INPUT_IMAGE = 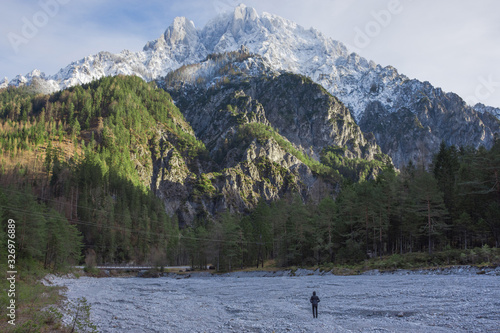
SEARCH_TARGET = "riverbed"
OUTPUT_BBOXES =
[46,269,500,332]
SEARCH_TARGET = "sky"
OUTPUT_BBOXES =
[0,0,499,107]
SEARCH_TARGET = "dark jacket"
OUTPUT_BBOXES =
[310,292,320,305]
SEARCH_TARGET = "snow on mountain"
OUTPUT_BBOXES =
[474,103,500,119]
[4,4,499,161]
[10,69,44,86]
[0,5,382,116]
[5,4,497,118]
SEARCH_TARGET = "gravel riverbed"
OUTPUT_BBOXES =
[45,268,500,332]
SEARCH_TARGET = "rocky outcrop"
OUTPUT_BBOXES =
[474,103,500,120]
[359,90,500,168]
[146,55,389,225]
[150,133,329,226]
[167,59,382,165]
[152,139,193,220]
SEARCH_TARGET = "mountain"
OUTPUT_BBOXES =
[0,70,386,228]
[4,4,500,167]
[156,51,388,224]
[163,50,382,162]
[2,74,499,271]
[359,88,500,167]
[0,77,7,89]
[474,103,500,119]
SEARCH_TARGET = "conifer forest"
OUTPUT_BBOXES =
[0,76,499,272]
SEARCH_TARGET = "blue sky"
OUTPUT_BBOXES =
[1,0,499,107]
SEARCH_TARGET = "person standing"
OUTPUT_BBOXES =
[310,291,320,318]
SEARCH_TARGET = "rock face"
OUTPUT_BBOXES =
[167,57,381,164]
[148,53,386,225]
[359,86,500,168]
[474,103,500,119]
[151,132,329,226]
[4,4,499,167]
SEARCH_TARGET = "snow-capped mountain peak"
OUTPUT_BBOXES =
[4,3,497,121]
[1,4,385,109]
[230,3,259,34]
[0,77,8,89]
[3,4,498,168]
[164,17,197,47]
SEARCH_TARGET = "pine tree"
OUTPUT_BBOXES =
[250,200,272,268]
[433,142,460,224]
[219,212,242,271]
[410,168,448,254]
[71,118,81,138]
[353,181,377,256]
[455,212,472,249]
[316,197,340,263]
[337,185,364,260]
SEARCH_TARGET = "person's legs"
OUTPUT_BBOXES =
[313,305,318,318]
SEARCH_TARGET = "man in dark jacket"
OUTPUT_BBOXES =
[310,291,320,318]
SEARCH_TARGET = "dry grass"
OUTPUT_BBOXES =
[0,278,67,332]
[0,137,83,187]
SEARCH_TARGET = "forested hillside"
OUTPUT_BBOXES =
[0,76,184,266]
[0,74,498,272]
[181,143,500,270]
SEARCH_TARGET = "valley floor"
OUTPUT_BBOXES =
[45,269,500,332]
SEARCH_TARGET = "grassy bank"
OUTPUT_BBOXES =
[160,246,500,276]
[0,262,66,332]
[317,246,500,275]
[0,262,98,333]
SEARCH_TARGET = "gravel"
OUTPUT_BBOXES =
[46,269,500,332]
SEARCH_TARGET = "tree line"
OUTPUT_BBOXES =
[179,141,500,270]
[0,76,498,272]
[0,76,187,268]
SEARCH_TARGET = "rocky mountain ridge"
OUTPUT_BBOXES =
[164,51,383,164]
[154,52,388,224]
[3,4,499,167]
[359,86,500,167]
